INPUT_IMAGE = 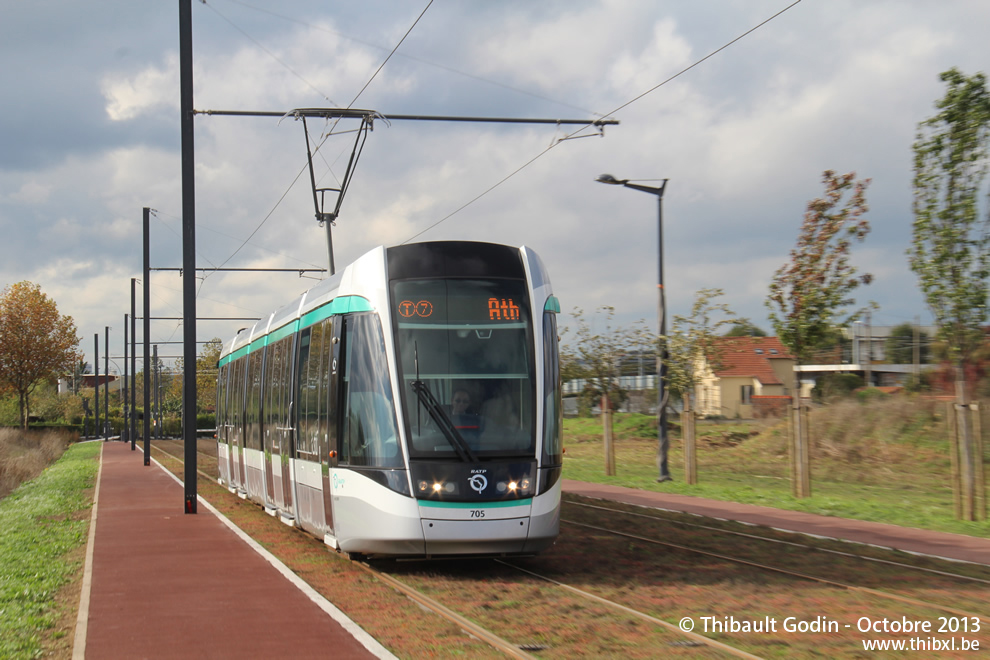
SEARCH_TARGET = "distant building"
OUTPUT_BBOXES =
[62,374,120,391]
[695,336,795,419]
[561,323,935,419]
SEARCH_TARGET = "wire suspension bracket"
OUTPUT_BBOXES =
[194,107,619,276]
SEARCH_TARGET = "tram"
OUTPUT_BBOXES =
[215,241,563,558]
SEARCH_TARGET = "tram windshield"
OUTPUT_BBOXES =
[392,278,535,459]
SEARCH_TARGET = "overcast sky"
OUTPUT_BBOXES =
[3,0,989,371]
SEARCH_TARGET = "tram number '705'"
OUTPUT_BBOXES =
[470,510,486,518]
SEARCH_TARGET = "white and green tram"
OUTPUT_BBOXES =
[216,241,563,558]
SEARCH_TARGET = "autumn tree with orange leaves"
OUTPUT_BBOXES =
[0,282,80,428]
[766,171,873,497]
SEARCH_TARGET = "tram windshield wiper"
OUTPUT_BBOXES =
[410,380,478,463]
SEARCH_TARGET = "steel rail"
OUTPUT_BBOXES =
[494,560,763,659]
[566,499,990,586]
[354,562,538,660]
[561,518,990,626]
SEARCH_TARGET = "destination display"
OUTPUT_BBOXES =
[393,279,528,325]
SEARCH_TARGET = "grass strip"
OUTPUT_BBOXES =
[0,441,100,659]
[562,411,990,538]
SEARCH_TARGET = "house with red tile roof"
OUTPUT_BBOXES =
[695,336,796,419]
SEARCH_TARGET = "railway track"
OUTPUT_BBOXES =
[566,499,990,585]
[151,443,990,658]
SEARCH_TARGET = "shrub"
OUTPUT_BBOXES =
[813,373,865,401]
[855,387,889,404]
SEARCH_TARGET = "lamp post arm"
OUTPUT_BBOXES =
[621,180,668,197]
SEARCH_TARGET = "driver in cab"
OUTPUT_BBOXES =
[450,388,484,444]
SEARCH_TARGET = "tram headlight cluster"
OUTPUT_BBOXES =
[497,478,532,494]
[419,480,457,494]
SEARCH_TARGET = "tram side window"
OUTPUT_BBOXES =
[340,314,402,468]
[246,351,263,452]
[296,319,332,461]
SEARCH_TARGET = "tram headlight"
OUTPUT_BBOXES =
[419,480,457,495]
[497,479,532,495]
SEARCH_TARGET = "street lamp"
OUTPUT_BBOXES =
[596,174,672,482]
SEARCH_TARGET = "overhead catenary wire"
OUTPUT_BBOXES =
[195,1,804,261]
[344,0,433,110]
[214,0,599,116]
[196,1,434,274]
[403,0,806,242]
[149,208,327,272]
[200,0,339,106]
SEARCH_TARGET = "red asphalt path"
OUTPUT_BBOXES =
[75,442,393,659]
[562,479,990,566]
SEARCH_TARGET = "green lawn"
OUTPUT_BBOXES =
[562,401,989,538]
[0,441,99,659]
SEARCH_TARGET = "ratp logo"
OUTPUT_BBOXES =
[468,474,488,494]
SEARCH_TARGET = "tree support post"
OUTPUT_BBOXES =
[791,396,811,499]
[603,394,615,477]
[682,409,697,484]
[971,403,986,521]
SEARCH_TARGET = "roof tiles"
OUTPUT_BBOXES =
[710,336,793,385]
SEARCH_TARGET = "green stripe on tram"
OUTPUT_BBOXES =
[300,295,374,328]
[220,344,250,367]
[221,295,376,365]
[268,319,299,344]
[418,498,532,509]
[544,295,560,313]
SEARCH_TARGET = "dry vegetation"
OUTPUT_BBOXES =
[0,428,72,499]
[563,391,989,536]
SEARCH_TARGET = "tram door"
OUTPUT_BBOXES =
[294,318,336,537]
[227,358,247,492]
[216,362,230,485]
[265,334,296,515]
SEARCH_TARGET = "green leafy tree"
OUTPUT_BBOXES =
[884,323,930,365]
[0,282,81,428]
[910,68,990,378]
[724,322,766,337]
[909,67,990,520]
[196,338,222,413]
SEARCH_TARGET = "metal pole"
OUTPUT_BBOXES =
[104,327,110,441]
[656,191,671,482]
[95,334,100,441]
[131,278,137,451]
[124,314,128,443]
[595,174,671,482]
[143,208,151,466]
[180,0,198,513]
